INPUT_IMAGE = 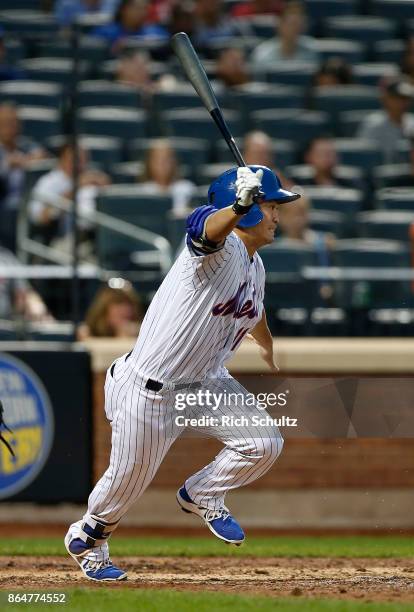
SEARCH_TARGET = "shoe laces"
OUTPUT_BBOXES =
[204,507,230,522]
[83,557,113,571]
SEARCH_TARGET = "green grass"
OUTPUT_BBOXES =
[2,590,414,612]
[0,535,413,558]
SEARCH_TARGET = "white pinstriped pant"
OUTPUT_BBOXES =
[86,356,284,525]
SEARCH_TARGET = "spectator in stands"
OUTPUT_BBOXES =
[312,57,353,88]
[0,241,52,322]
[401,36,414,85]
[193,0,241,47]
[0,28,24,82]
[301,137,353,188]
[92,0,168,46]
[78,280,143,339]
[216,48,250,88]
[0,103,47,251]
[115,48,154,94]
[28,142,110,252]
[251,1,319,69]
[231,0,284,17]
[55,0,120,27]
[357,76,414,164]
[243,130,292,187]
[168,2,195,38]
[138,139,195,215]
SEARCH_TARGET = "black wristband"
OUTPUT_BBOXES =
[232,201,254,216]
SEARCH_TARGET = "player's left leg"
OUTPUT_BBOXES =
[177,377,283,544]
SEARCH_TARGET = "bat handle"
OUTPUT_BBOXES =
[210,108,246,167]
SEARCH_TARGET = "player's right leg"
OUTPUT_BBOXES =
[65,357,181,581]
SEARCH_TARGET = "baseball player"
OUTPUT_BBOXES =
[65,165,300,581]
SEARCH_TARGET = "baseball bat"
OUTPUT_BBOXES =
[171,32,246,168]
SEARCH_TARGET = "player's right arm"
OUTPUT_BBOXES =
[204,167,263,243]
[186,168,263,254]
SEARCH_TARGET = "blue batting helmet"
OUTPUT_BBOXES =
[207,165,300,228]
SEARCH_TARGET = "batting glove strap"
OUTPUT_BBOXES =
[232,200,254,216]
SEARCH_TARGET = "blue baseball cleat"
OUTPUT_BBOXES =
[176,486,245,545]
[64,521,127,582]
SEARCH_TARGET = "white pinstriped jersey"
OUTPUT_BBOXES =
[130,231,265,382]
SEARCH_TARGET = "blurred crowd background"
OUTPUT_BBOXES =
[1,0,414,339]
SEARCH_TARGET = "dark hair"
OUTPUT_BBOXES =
[114,0,146,24]
[314,57,353,86]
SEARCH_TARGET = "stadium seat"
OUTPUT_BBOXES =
[260,240,320,332]
[301,187,363,229]
[372,0,414,18]
[0,0,40,7]
[334,138,383,170]
[78,81,143,109]
[313,39,366,63]
[48,135,124,166]
[259,62,317,87]
[4,38,25,64]
[339,109,374,137]
[229,84,305,122]
[353,63,399,87]
[168,215,187,254]
[332,238,410,308]
[162,108,242,142]
[215,138,298,169]
[305,0,358,18]
[17,106,61,144]
[97,185,172,234]
[0,10,56,35]
[20,57,88,85]
[235,14,278,39]
[324,15,396,42]
[252,109,330,145]
[0,81,62,108]
[154,84,205,112]
[110,161,145,184]
[333,238,409,267]
[96,185,172,270]
[375,187,414,210]
[260,239,318,276]
[373,164,413,189]
[373,39,404,64]
[36,37,108,64]
[197,163,231,185]
[79,107,147,141]
[367,309,414,337]
[312,85,379,118]
[309,209,348,237]
[286,164,363,190]
[203,36,260,58]
[357,210,413,242]
[100,58,166,82]
[128,137,210,181]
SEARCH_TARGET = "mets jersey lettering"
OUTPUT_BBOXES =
[212,283,259,320]
[129,231,265,382]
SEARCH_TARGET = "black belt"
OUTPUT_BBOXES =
[145,378,163,392]
[145,378,202,392]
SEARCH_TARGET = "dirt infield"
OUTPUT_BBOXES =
[1,556,414,602]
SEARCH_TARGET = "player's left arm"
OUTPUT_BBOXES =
[248,310,278,373]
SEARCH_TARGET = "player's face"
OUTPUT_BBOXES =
[255,200,280,245]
